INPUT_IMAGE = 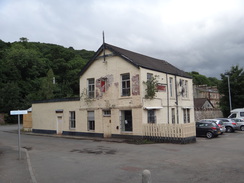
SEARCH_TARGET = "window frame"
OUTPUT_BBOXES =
[69,111,76,129]
[103,110,111,117]
[169,77,174,97]
[147,73,153,81]
[87,111,95,131]
[147,110,156,124]
[87,78,95,99]
[183,108,190,123]
[181,79,188,98]
[121,73,131,97]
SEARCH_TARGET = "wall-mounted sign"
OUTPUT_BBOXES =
[157,83,167,92]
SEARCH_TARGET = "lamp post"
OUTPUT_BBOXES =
[226,74,232,111]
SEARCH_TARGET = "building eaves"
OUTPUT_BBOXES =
[33,97,80,104]
[79,43,191,78]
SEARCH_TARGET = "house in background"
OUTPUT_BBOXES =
[32,43,196,143]
[193,85,223,121]
[193,85,220,108]
[194,98,214,109]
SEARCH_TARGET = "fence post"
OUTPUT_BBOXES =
[142,169,152,183]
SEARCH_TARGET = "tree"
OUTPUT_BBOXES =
[0,39,94,120]
[218,65,244,117]
[143,75,159,99]
[19,37,28,42]
[188,71,220,86]
[39,69,56,99]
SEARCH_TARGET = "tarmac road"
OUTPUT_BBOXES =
[1,124,244,183]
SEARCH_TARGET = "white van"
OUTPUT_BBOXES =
[228,108,244,119]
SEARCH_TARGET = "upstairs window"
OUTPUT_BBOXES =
[184,80,188,98]
[147,73,153,81]
[180,79,188,98]
[169,77,174,97]
[87,78,95,98]
[121,73,130,96]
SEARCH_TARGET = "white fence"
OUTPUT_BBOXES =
[143,123,196,143]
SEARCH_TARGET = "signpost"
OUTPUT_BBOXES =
[10,110,28,160]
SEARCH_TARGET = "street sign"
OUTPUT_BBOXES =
[10,110,28,115]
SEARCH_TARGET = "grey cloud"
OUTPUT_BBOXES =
[1,0,244,78]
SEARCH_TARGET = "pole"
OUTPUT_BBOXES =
[227,75,232,111]
[18,114,21,160]
[103,31,106,62]
[10,110,27,160]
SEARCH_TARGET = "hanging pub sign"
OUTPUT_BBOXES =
[157,83,167,92]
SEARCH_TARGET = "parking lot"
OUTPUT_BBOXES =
[1,125,244,183]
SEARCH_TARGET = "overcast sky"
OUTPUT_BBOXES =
[1,0,244,78]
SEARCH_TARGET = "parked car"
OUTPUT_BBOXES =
[198,119,226,134]
[232,118,244,131]
[215,118,238,133]
[196,121,221,139]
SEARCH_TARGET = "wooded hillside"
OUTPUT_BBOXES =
[0,38,94,114]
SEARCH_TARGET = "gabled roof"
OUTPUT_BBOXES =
[194,98,214,109]
[79,43,191,78]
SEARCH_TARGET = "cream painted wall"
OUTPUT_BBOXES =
[33,48,194,137]
[80,51,142,109]
[32,101,80,132]
[139,68,194,124]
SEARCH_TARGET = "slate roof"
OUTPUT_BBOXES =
[79,43,191,78]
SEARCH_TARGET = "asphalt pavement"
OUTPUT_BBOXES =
[1,124,244,183]
[0,145,32,183]
[0,124,125,183]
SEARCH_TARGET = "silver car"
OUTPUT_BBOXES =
[198,119,226,134]
[232,118,244,131]
[215,118,239,133]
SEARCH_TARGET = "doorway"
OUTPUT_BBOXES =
[121,110,132,132]
[57,116,63,134]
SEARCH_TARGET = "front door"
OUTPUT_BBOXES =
[103,116,112,138]
[57,116,63,135]
[121,110,133,132]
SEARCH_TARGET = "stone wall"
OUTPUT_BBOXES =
[195,108,223,122]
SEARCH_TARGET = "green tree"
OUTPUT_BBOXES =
[143,75,159,99]
[19,37,28,42]
[0,38,94,119]
[218,65,244,117]
[39,69,56,99]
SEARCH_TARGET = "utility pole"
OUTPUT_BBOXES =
[226,75,232,111]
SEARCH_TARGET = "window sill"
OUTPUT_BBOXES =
[119,96,132,99]
[121,131,133,134]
